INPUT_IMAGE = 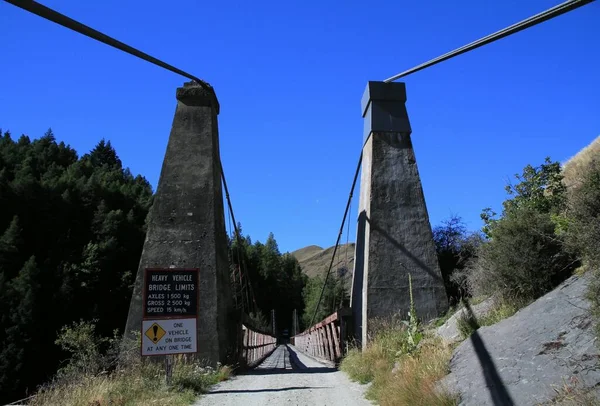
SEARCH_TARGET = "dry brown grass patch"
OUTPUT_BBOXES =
[562,135,600,189]
[370,337,458,406]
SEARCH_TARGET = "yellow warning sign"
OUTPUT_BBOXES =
[144,322,166,344]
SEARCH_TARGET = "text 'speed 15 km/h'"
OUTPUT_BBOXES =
[144,269,198,318]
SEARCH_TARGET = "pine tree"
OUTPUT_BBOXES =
[87,139,122,169]
[0,216,23,279]
[0,128,152,402]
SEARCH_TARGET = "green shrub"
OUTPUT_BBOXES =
[433,216,483,305]
[54,320,119,381]
[468,207,575,301]
[461,158,577,303]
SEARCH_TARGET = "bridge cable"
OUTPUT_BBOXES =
[308,133,372,328]
[222,167,253,313]
[226,202,248,312]
[341,198,352,306]
[219,162,259,315]
[3,0,215,96]
[227,201,245,311]
[223,168,252,313]
[384,0,596,83]
[226,205,239,309]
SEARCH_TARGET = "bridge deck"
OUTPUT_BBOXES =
[194,345,371,405]
[254,344,294,370]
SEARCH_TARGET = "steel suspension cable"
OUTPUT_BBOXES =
[340,197,352,305]
[226,203,239,309]
[384,0,596,83]
[219,162,258,314]
[3,0,215,97]
[226,198,244,309]
[308,137,368,328]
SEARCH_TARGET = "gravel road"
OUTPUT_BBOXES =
[194,345,372,406]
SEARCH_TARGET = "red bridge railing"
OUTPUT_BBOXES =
[238,313,277,367]
[291,308,352,363]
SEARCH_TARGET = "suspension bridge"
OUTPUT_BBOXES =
[3,0,597,404]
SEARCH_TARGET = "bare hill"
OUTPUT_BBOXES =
[562,134,600,188]
[291,245,324,264]
[292,243,355,282]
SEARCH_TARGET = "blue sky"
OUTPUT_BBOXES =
[1,0,598,253]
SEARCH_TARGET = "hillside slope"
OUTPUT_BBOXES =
[292,243,355,282]
[441,272,600,405]
[562,134,600,188]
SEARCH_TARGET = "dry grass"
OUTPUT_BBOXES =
[539,376,600,405]
[370,337,458,406]
[291,245,325,263]
[457,299,526,339]
[479,300,526,326]
[29,357,230,406]
[562,135,600,189]
[341,322,458,406]
[340,319,409,384]
[27,322,230,406]
[433,305,460,328]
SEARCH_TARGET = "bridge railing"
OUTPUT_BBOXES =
[238,312,277,367]
[291,307,352,364]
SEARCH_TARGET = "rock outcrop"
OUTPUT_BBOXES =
[436,297,497,344]
[441,273,599,405]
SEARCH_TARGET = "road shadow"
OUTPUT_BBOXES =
[287,344,337,373]
[206,386,331,395]
[463,299,515,406]
[243,345,337,375]
[246,367,337,375]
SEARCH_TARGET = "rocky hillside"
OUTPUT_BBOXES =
[439,272,600,405]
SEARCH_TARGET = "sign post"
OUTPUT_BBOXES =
[141,268,199,382]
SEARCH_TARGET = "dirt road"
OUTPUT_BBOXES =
[194,345,372,406]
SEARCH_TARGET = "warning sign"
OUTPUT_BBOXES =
[141,318,197,356]
[141,268,199,357]
[145,322,166,344]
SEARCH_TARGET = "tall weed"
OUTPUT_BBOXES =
[341,275,458,405]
